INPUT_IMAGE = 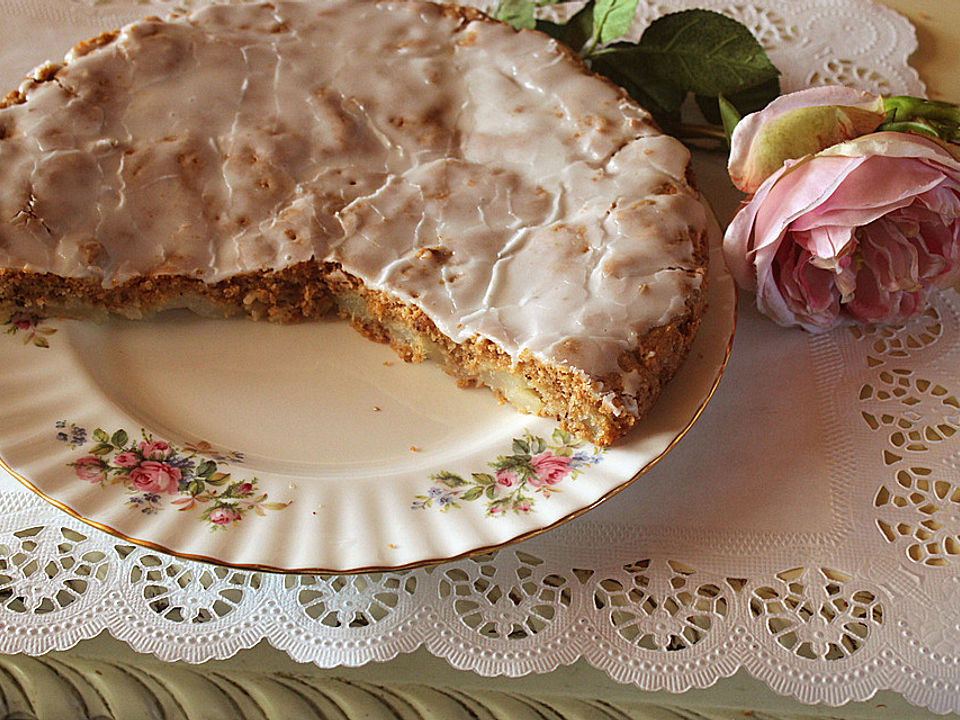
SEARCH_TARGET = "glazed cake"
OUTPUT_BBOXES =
[0,0,709,446]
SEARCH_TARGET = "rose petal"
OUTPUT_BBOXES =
[748,240,835,331]
[790,155,949,231]
[859,221,922,291]
[722,199,765,289]
[846,262,924,324]
[793,225,855,264]
[915,183,960,218]
[728,86,884,193]
[746,156,868,290]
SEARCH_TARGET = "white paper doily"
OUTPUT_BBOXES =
[2,0,954,715]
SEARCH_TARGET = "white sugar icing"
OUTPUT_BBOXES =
[0,0,707,411]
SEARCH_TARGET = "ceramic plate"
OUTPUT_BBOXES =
[0,233,735,572]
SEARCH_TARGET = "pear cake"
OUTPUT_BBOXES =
[0,0,709,447]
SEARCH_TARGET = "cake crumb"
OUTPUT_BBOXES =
[288,481,298,489]
[388,543,399,549]
[373,406,381,412]
[410,445,420,452]
[383,361,392,366]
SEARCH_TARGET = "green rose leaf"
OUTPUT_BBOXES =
[492,0,536,30]
[589,11,778,131]
[633,10,780,98]
[462,486,484,502]
[472,472,496,485]
[536,1,594,53]
[718,94,741,143]
[206,471,231,486]
[90,443,113,457]
[592,0,639,45]
[498,455,532,472]
[111,429,128,448]
[696,75,780,126]
[261,501,289,511]
[196,459,217,478]
[93,428,110,444]
[433,470,467,488]
[590,50,684,123]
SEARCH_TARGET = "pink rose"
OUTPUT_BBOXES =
[723,89,960,331]
[137,440,172,460]
[209,506,242,525]
[235,482,254,495]
[495,469,519,489]
[515,500,533,513]
[10,312,35,330]
[113,451,140,468]
[128,460,181,494]
[528,451,573,487]
[74,456,106,483]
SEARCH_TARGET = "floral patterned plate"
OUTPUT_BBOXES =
[0,238,735,572]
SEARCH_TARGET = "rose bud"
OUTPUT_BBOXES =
[209,506,242,525]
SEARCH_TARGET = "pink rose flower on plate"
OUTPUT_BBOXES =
[128,460,182,494]
[723,87,960,331]
[74,456,105,483]
[495,469,519,489]
[209,506,242,526]
[113,451,140,468]
[9,312,35,331]
[528,451,573,488]
[138,440,172,460]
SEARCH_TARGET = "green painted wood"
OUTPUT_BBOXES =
[0,638,952,720]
